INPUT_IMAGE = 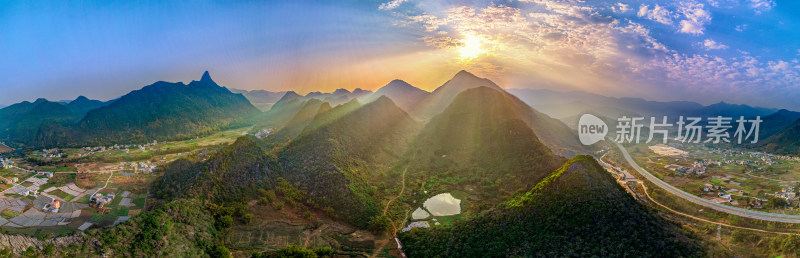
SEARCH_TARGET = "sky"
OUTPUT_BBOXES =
[1,0,799,110]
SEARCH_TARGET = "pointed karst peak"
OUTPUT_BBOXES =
[387,79,411,86]
[200,71,214,83]
[372,95,401,107]
[74,96,89,102]
[279,91,301,101]
[454,70,478,79]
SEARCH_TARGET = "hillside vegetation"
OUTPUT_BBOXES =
[399,156,702,257]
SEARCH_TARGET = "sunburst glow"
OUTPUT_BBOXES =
[458,34,486,60]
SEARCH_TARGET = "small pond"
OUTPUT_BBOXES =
[423,193,461,216]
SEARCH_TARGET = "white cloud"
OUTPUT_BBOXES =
[769,60,790,72]
[677,2,711,35]
[421,36,463,48]
[734,24,747,32]
[386,0,800,109]
[701,39,729,50]
[637,4,674,25]
[612,3,630,13]
[749,0,775,14]
[378,0,408,11]
[401,14,447,32]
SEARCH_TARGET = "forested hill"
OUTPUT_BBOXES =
[155,97,419,228]
[0,97,106,146]
[31,72,260,147]
[411,86,565,197]
[399,155,702,257]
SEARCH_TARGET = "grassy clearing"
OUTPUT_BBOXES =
[0,209,20,219]
[49,189,76,201]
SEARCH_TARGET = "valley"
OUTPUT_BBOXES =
[1,70,800,257]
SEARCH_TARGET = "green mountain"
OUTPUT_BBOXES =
[34,71,260,147]
[411,86,565,196]
[251,91,308,130]
[157,96,418,228]
[399,156,701,257]
[361,79,428,112]
[299,99,362,136]
[758,118,800,155]
[89,199,225,257]
[278,96,419,227]
[412,70,503,119]
[0,96,106,146]
[154,135,276,203]
[267,99,329,143]
[411,71,584,155]
[759,109,800,140]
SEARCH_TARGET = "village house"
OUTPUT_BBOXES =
[0,158,14,169]
[90,192,115,208]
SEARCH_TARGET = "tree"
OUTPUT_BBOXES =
[42,244,55,255]
[368,215,392,233]
[303,211,312,219]
[242,213,253,224]
[209,244,231,258]
[265,190,276,203]
[218,215,234,228]
[313,246,334,257]
[767,197,787,209]
[276,245,317,258]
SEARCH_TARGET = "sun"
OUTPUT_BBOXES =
[458,34,486,60]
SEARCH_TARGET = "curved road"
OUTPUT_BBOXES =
[613,141,800,223]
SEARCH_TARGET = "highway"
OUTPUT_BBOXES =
[612,140,800,224]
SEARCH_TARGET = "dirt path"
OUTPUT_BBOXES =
[383,166,408,215]
[371,161,412,258]
[89,171,114,197]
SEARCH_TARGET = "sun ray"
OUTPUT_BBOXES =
[458,33,487,60]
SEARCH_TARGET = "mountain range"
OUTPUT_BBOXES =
[0,71,259,148]
[757,117,800,155]
[250,71,585,156]
[0,96,107,146]
[1,70,718,256]
[508,88,778,120]
[507,88,800,153]
[359,79,428,111]
[229,89,287,111]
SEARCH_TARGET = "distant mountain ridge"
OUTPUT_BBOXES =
[229,88,287,111]
[759,109,800,140]
[758,117,800,155]
[4,71,260,147]
[67,71,259,146]
[252,71,585,156]
[412,70,503,119]
[0,96,108,146]
[508,88,779,120]
[360,79,429,111]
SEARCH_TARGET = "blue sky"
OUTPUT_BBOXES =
[1,0,799,110]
